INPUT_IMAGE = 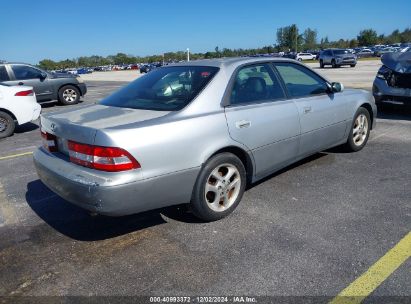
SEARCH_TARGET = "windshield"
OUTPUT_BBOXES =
[334,49,349,55]
[100,66,219,111]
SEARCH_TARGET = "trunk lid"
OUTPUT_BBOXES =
[40,104,170,156]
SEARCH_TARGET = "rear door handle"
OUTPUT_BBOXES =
[18,82,24,85]
[303,106,312,114]
[235,120,251,129]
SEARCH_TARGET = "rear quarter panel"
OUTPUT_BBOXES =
[93,111,249,180]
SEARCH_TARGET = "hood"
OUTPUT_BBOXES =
[50,72,77,79]
[381,52,411,74]
[43,104,170,129]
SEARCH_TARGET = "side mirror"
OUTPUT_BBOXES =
[331,82,344,93]
[39,72,47,80]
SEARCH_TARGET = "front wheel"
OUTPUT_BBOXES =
[190,153,246,221]
[0,111,16,139]
[331,60,337,68]
[58,85,80,105]
[343,107,371,152]
[350,64,356,67]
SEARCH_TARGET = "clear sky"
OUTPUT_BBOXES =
[1,0,410,64]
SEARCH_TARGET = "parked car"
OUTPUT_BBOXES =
[355,49,374,58]
[375,47,398,57]
[295,53,316,61]
[0,83,41,138]
[76,68,92,74]
[373,52,411,106]
[319,49,357,68]
[0,63,87,105]
[34,58,376,221]
[139,64,155,73]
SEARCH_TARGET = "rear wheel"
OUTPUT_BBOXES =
[0,111,15,139]
[190,153,246,221]
[58,85,80,105]
[343,107,371,152]
[320,60,324,68]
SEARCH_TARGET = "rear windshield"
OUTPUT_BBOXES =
[100,66,219,111]
[334,49,349,55]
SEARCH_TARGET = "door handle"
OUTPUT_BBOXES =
[303,106,312,114]
[18,82,24,85]
[235,120,251,129]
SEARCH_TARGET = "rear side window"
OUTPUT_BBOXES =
[230,64,286,104]
[275,63,328,98]
[11,65,43,80]
[100,66,219,111]
[0,66,9,81]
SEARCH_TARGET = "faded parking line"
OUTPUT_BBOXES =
[0,151,33,161]
[330,232,411,304]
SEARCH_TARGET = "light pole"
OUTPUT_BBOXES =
[187,48,190,62]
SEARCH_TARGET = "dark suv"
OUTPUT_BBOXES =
[373,52,411,106]
[318,49,357,68]
[0,63,87,105]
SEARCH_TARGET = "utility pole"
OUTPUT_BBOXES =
[187,48,190,61]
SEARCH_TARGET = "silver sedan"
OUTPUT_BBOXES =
[34,57,377,221]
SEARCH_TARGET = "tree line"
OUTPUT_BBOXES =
[38,26,411,70]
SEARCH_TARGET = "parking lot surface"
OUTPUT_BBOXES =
[0,78,410,301]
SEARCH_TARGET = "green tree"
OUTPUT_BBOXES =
[38,59,57,70]
[303,28,317,50]
[357,29,378,46]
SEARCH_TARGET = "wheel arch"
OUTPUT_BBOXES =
[360,103,374,130]
[57,83,83,96]
[207,145,254,185]
[0,108,17,122]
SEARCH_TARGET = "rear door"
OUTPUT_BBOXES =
[274,62,348,156]
[224,63,301,179]
[6,64,53,101]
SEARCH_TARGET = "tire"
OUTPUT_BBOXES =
[190,153,246,221]
[0,111,16,139]
[320,60,324,68]
[331,59,337,68]
[350,64,356,68]
[297,58,302,61]
[58,85,80,105]
[343,107,371,152]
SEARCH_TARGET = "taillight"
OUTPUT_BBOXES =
[41,130,58,152]
[68,140,140,172]
[15,90,34,96]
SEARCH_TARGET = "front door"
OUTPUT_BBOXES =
[274,62,348,157]
[224,63,301,179]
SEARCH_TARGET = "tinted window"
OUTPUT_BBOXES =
[11,65,43,80]
[100,66,219,111]
[334,49,349,55]
[323,50,331,56]
[275,63,328,98]
[0,66,9,81]
[230,64,285,104]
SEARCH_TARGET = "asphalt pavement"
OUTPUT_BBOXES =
[0,81,410,302]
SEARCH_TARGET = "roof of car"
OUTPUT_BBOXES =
[169,57,294,69]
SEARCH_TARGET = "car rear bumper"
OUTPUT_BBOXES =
[33,148,200,216]
[373,78,411,105]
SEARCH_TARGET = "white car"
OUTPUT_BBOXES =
[0,84,41,138]
[295,52,316,61]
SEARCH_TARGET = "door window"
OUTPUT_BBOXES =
[11,65,43,80]
[0,66,9,81]
[230,64,285,104]
[274,63,329,98]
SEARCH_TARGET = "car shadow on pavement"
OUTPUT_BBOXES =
[25,180,200,241]
[377,105,411,121]
[14,122,38,134]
